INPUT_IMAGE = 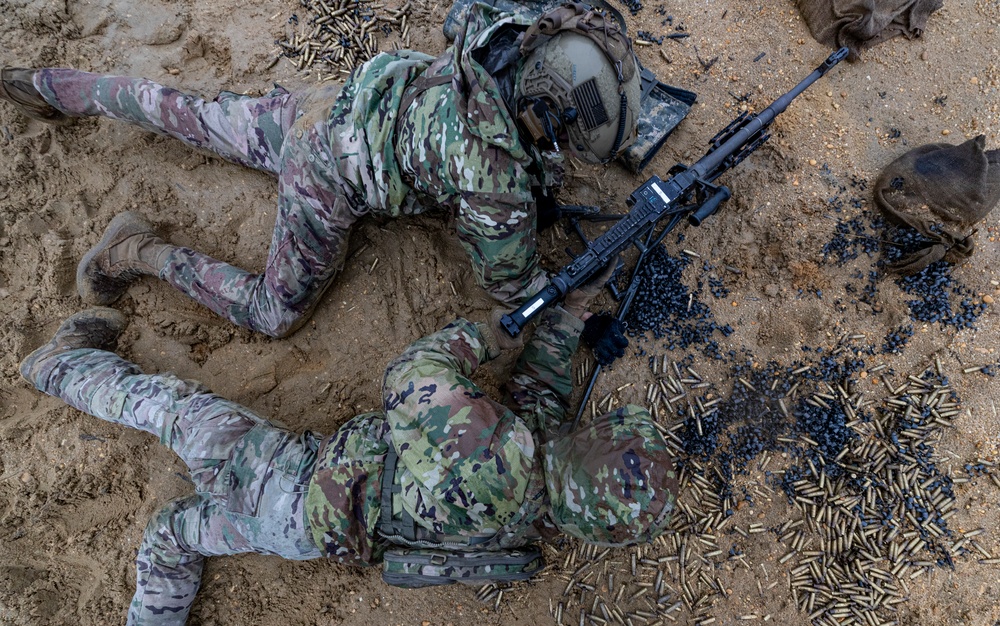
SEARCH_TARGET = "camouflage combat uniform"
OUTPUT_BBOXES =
[22,345,325,624]
[305,307,587,562]
[24,307,647,624]
[33,4,556,336]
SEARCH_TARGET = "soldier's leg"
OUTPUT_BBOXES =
[128,496,221,626]
[0,67,70,124]
[22,321,272,488]
[22,316,325,515]
[22,313,323,624]
[157,110,361,337]
[23,342,293,493]
[24,342,209,439]
[129,425,320,625]
[131,432,321,626]
[31,69,303,173]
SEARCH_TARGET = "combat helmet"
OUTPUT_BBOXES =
[516,2,642,164]
[544,405,678,546]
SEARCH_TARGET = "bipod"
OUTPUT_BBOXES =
[563,184,729,429]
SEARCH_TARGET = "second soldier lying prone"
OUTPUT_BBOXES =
[20,274,678,624]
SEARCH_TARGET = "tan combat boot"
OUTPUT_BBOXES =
[0,68,71,125]
[77,212,176,305]
[20,307,127,385]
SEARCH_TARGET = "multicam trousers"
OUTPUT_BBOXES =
[23,347,324,625]
[35,70,361,337]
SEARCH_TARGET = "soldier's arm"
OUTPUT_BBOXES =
[504,306,585,438]
[452,190,550,305]
[381,319,536,529]
[397,99,548,306]
[384,318,494,387]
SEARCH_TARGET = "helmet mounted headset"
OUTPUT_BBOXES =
[515,2,641,164]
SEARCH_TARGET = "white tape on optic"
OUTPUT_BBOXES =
[651,182,672,205]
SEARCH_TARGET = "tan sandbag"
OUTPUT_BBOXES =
[795,0,942,59]
[875,135,1000,274]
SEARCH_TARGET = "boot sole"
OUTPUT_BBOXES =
[77,212,157,305]
[0,68,73,126]
[20,307,127,383]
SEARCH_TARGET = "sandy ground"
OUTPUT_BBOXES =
[1,0,999,624]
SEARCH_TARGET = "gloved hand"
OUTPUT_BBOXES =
[563,255,620,319]
[581,314,629,366]
[480,308,525,356]
[534,186,561,232]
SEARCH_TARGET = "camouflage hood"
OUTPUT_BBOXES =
[543,405,678,546]
[449,2,537,163]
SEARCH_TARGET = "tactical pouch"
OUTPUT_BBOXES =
[443,0,694,173]
[621,69,696,173]
[377,442,547,589]
[381,546,544,588]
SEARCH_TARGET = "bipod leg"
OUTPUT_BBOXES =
[571,274,646,428]
[571,216,683,430]
[571,363,602,430]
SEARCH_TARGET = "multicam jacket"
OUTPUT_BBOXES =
[304,307,584,564]
[334,2,560,304]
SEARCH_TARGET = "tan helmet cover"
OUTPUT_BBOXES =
[518,3,641,163]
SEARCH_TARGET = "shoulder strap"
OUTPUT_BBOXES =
[379,444,419,541]
[395,73,455,141]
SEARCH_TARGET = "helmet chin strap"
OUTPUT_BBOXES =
[609,92,628,160]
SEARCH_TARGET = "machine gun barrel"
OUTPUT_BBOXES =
[691,47,848,180]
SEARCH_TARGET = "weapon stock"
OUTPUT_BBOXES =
[500,47,849,339]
